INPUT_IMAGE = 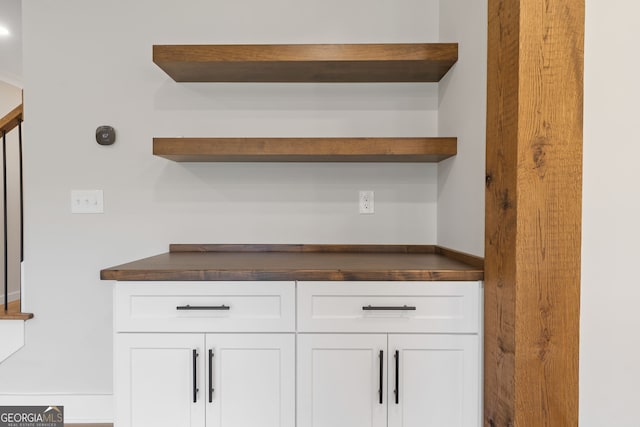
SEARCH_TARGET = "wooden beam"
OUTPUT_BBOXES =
[485,0,584,425]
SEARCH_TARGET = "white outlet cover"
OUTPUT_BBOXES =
[71,190,104,214]
[359,190,374,214]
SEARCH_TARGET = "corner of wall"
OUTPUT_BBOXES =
[436,0,487,257]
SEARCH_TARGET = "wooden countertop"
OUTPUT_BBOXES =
[101,244,483,282]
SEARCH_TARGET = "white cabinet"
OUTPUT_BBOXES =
[206,334,295,427]
[114,281,296,333]
[387,334,479,427]
[114,282,296,427]
[115,333,204,427]
[296,282,481,427]
[296,281,480,333]
[296,334,478,427]
[297,334,388,427]
[114,280,481,427]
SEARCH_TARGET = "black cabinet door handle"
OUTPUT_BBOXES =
[362,305,417,311]
[394,350,400,404]
[378,350,384,404]
[208,349,214,403]
[192,349,199,403]
[177,305,230,311]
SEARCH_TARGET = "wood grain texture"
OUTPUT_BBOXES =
[0,299,33,320]
[64,424,112,427]
[485,0,583,426]
[0,308,33,321]
[153,44,457,82]
[169,244,442,253]
[0,313,33,320]
[0,104,23,134]
[153,137,457,162]
[101,245,483,282]
[434,246,485,270]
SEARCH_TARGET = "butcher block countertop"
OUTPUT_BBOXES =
[100,244,483,282]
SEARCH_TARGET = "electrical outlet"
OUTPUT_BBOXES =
[359,191,374,214]
[71,190,104,214]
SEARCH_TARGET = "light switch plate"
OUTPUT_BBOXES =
[71,190,104,214]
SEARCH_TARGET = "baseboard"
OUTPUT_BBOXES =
[0,290,20,305]
[0,394,112,423]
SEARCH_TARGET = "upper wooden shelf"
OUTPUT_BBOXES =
[153,43,458,83]
[153,137,457,162]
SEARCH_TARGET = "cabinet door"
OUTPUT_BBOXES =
[387,334,480,427]
[206,334,295,427]
[297,334,387,427]
[115,334,206,427]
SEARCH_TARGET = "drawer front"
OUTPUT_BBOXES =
[115,282,295,332]
[297,281,481,333]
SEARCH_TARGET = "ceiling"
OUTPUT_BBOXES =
[0,0,22,87]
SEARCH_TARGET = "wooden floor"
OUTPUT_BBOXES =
[6,299,20,312]
[0,299,33,320]
[65,424,113,427]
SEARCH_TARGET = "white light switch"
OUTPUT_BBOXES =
[71,190,104,214]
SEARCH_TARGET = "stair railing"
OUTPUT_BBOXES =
[0,104,24,312]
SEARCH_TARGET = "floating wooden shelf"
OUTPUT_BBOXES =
[153,137,457,162]
[101,244,484,282]
[153,43,458,83]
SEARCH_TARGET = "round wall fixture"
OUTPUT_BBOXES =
[96,126,116,145]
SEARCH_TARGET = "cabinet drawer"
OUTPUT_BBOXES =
[297,281,481,333]
[115,282,295,332]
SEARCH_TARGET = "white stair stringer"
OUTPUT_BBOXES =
[0,320,25,363]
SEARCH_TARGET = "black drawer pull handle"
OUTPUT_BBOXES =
[192,349,199,403]
[362,305,416,311]
[177,305,230,311]
[378,350,384,404]
[394,350,400,404]
[209,349,214,403]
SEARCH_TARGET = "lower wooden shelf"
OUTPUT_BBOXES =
[153,137,457,162]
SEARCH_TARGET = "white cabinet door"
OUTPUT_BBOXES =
[206,334,295,427]
[387,334,480,427]
[297,334,387,427]
[115,334,206,427]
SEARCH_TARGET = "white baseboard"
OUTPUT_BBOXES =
[0,290,20,305]
[0,394,112,423]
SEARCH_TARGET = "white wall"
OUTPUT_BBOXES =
[0,0,22,87]
[0,0,446,404]
[0,80,21,114]
[580,1,640,426]
[438,0,487,256]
